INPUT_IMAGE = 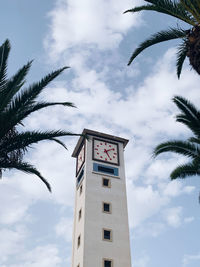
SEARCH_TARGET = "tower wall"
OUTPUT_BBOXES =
[71,130,131,267]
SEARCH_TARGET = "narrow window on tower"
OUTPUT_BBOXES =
[103,229,112,241]
[102,177,111,188]
[77,235,81,248]
[103,259,113,267]
[79,185,83,195]
[78,208,82,220]
[102,202,111,213]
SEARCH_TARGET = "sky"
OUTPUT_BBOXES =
[0,0,200,266]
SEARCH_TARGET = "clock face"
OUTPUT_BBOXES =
[93,138,119,165]
[77,144,85,175]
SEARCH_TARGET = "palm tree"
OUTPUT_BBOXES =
[0,39,80,192]
[153,96,200,198]
[124,0,200,78]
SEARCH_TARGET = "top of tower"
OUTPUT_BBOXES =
[72,128,129,157]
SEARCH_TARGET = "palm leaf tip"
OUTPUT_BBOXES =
[25,165,52,192]
[170,162,200,180]
[123,8,133,14]
[0,160,52,192]
[176,41,188,78]
[0,39,11,87]
[63,102,76,108]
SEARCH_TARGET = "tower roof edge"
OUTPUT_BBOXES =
[72,128,129,158]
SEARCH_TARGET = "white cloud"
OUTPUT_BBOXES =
[133,254,150,267]
[184,217,194,224]
[55,216,73,242]
[8,245,62,267]
[127,182,168,228]
[144,158,185,185]
[182,252,200,267]
[44,0,142,58]
[24,245,62,267]
[0,180,32,225]
[163,207,182,228]
[134,222,166,238]
[0,226,27,264]
[163,180,195,198]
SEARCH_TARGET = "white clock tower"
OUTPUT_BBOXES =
[71,129,132,267]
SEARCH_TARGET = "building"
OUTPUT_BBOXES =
[71,129,132,267]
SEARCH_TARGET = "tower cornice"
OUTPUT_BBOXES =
[72,128,129,158]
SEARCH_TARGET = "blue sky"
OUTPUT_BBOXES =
[0,1,200,267]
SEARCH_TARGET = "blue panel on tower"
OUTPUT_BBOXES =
[93,163,119,176]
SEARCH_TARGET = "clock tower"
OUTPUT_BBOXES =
[71,129,132,267]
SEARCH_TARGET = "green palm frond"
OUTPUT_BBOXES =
[50,138,68,150]
[124,4,162,14]
[124,4,178,16]
[176,41,188,78]
[125,0,200,77]
[153,140,200,159]
[176,114,200,137]
[0,130,80,153]
[0,101,76,138]
[180,0,200,22]
[173,96,200,137]
[125,0,196,25]
[0,39,10,89]
[170,161,200,179]
[191,0,200,11]
[128,28,187,65]
[0,39,80,192]
[0,160,51,192]
[15,67,69,108]
[154,95,200,202]
[188,137,200,145]
[0,61,32,112]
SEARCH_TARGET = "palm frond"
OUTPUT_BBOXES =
[188,137,200,145]
[153,140,200,159]
[0,40,80,193]
[125,0,195,25]
[12,100,76,116]
[144,0,195,24]
[173,96,200,137]
[0,61,32,112]
[18,67,69,106]
[0,39,10,89]
[124,4,175,14]
[180,0,200,23]
[0,160,51,192]
[0,101,75,138]
[192,0,200,12]
[0,130,80,153]
[128,28,187,65]
[49,138,68,150]
[170,161,200,180]
[176,41,188,78]
[0,66,69,117]
[176,114,200,137]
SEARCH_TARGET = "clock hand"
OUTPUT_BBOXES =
[106,148,115,152]
[104,149,111,160]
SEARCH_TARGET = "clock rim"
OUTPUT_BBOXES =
[92,137,120,166]
[76,141,85,176]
